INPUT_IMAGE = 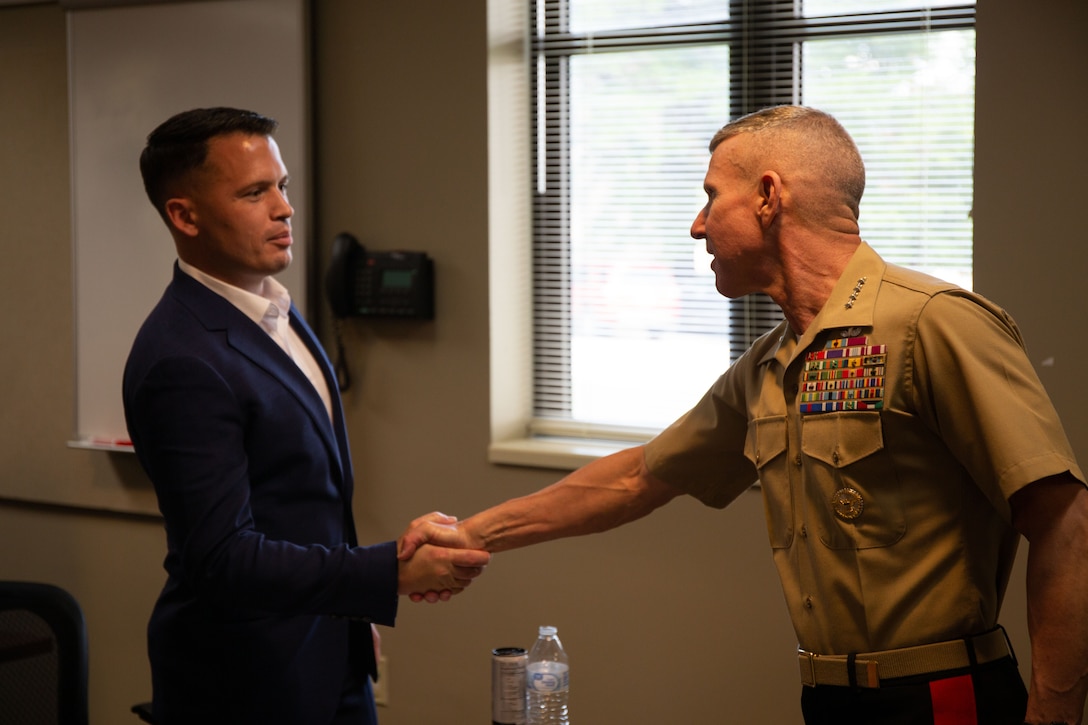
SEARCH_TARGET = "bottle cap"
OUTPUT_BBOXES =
[539,625,557,637]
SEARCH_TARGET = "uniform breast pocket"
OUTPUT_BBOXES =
[801,412,905,550]
[744,416,793,549]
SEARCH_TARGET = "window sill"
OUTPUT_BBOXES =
[487,436,634,471]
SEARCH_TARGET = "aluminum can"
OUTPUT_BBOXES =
[492,646,528,724]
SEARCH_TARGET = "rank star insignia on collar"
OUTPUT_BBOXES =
[844,277,868,309]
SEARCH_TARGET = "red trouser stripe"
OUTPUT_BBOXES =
[930,673,978,725]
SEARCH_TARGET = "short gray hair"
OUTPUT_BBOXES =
[709,106,866,218]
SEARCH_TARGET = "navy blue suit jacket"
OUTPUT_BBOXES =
[123,265,397,724]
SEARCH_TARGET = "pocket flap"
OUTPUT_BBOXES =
[744,416,788,467]
[801,412,883,467]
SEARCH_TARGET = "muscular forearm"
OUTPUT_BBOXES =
[462,446,680,553]
[1023,539,1088,723]
[464,447,650,551]
[1015,477,1088,724]
[398,446,681,564]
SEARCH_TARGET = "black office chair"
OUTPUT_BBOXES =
[0,581,89,725]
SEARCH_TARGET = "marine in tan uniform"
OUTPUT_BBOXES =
[648,239,1081,657]
[399,106,1088,725]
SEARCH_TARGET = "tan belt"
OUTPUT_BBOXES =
[798,628,1013,688]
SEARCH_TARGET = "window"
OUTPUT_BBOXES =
[489,0,975,466]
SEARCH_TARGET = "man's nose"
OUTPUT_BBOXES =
[275,190,294,219]
[690,208,706,240]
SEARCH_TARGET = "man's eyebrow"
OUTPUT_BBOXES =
[244,176,286,190]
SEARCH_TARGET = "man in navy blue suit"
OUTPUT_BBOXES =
[123,107,489,725]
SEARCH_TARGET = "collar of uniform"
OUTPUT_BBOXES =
[177,258,292,328]
[755,241,886,369]
[798,241,885,347]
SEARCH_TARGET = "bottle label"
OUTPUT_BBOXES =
[527,663,569,693]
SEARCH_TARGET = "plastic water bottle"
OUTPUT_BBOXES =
[525,625,569,724]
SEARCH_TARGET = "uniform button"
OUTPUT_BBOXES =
[832,451,840,464]
[804,596,814,609]
[800,525,808,539]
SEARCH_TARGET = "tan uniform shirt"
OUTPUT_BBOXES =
[645,242,1084,655]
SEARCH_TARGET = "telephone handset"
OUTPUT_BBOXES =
[325,232,435,320]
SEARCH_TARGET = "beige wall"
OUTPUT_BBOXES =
[0,1,1084,723]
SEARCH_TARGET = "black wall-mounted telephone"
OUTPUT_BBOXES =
[325,232,435,320]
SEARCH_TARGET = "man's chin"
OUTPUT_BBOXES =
[715,280,742,299]
[269,251,293,274]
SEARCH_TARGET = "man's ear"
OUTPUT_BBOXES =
[164,198,199,237]
[757,170,783,227]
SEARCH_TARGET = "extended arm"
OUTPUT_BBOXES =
[399,445,681,557]
[1012,473,1088,725]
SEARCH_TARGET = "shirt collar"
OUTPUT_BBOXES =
[757,241,886,367]
[808,240,884,334]
[177,259,292,328]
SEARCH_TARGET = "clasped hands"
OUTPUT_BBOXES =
[397,512,485,603]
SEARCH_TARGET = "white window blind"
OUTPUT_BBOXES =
[530,0,975,441]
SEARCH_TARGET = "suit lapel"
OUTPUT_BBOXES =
[289,309,355,487]
[291,310,359,546]
[169,268,348,490]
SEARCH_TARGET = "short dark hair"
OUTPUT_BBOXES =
[139,107,278,220]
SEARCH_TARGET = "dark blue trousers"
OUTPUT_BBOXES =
[332,674,379,725]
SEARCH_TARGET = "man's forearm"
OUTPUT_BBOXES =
[398,446,680,559]
[1017,478,1088,724]
[463,445,678,553]
[1023,543,1088,723]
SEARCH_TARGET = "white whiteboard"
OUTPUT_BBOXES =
[68,0,310,446]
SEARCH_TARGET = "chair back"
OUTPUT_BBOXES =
[0,581,89,725]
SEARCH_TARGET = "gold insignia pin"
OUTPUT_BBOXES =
[831,487,864,520]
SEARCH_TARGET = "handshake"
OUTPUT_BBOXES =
[396,511,487,603]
